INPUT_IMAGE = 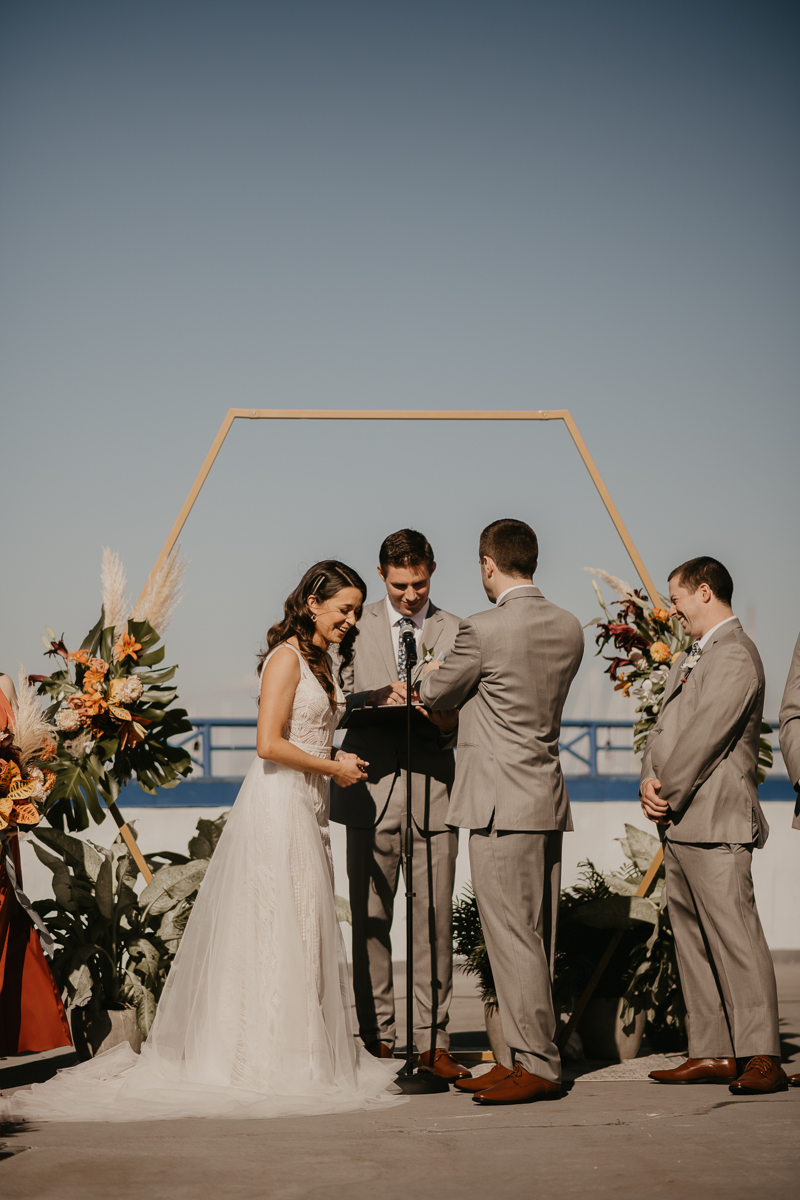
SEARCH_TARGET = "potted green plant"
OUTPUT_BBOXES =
[31,812,227,1058]
[554,824,686,1058]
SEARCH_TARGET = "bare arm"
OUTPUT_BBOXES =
[257,647,367,787]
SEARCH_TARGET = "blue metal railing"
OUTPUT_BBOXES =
[174,717,786,781]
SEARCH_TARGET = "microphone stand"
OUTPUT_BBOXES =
[396,629,449,1095]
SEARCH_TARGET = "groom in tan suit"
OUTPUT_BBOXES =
[331,529,466,1081]
[420,518,584,1104]
[641,557,787,1094]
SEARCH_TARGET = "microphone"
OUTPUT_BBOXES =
[400,633,419,672]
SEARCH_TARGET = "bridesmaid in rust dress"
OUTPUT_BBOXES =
[0,673,72,1056]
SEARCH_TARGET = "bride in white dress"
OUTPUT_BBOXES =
[2,561,405,1121]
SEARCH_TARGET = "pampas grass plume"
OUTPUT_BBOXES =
[584,567,638,602]
[101,548,129,636]
[132,545,186,634]
[13,665,55,768]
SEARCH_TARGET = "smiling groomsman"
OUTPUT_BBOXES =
[640,557,787,1094]
[330,529,466,1082]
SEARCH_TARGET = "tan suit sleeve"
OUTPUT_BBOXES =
[639,659,683,789]
[419,618,482,711]
[657,644,759,814]
[779,633,800,791]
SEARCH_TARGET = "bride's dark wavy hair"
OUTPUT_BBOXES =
[259,560,367,708]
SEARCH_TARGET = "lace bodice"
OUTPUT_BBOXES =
[260,643,345,759]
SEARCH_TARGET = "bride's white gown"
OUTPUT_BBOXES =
[2,644,405,1121]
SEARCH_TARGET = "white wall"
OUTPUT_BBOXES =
[18,800,799,955]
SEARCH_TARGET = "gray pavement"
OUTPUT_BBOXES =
[2,960,799,1200]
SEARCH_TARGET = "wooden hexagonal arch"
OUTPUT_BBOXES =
[116,409,661,909]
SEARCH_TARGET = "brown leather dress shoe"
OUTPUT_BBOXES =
[473,1063,560,1105]
[649,1057,737,1084]
[365,1041,394,1059]
[417,1048,471,1081]
[788,1073,800,1087]
[729,1057,789,1095]
[454,1063,513,1093]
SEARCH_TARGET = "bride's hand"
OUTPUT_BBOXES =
[332,752,369,787]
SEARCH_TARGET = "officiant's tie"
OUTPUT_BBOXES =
[396,617,417,683]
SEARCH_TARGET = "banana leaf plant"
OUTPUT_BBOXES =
[34,617,193,832]
[31,812,228,1035]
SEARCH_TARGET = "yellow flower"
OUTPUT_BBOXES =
[650,641,671,663]
[652,607,669,623]
[114,630,143,664]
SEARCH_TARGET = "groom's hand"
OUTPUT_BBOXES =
[366,681,407,707]
[641,777,670,825]
[419,707,458,734]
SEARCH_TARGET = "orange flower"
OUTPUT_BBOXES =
[81,687,108,717]
[83,668,106,690]
[650,641,671,663]
[68,649,90,665]
[671,651,682,663]
[39,739,57,761]
[114,630,143,664]
[118,718,150,750]
[652,607,669,623]
[614,676,633,697]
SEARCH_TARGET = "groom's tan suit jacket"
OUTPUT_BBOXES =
[419,586,584,831]
[330,599,460,831]
[640,618,769,846]
[778,631,800,829]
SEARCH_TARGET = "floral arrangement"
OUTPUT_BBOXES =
[586,567,773,780]
[0,668,58,833]
[32,548,193,831]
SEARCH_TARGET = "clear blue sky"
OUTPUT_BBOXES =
[2,0,798,720]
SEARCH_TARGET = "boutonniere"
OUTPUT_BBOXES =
[680,647,702,684]
[421,644,435,665]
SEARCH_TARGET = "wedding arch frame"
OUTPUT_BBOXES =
[115,408,665,1047]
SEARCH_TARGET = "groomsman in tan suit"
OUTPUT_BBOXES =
[779,633,800,831]
[331,529,467,1081]
[778,632,800,1086]
[420,518,584,1104]
[641,557,787,1094]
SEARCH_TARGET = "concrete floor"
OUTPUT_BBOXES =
[2,962,799,1200]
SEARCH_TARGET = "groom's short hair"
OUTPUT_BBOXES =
[668,556,734,606]
[379,529,435,572]
[480,519,538,577]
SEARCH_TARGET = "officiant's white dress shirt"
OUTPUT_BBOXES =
[385,595,429,671]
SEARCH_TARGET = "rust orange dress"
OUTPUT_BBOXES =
[0,689,72,1054]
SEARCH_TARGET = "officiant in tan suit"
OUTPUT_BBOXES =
[420,518,584,1105]
[331,529,467,1081]
[641,557,787,1095]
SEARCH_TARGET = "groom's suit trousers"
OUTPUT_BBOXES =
[346,784,458,1053]
[469,826,562,1084]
